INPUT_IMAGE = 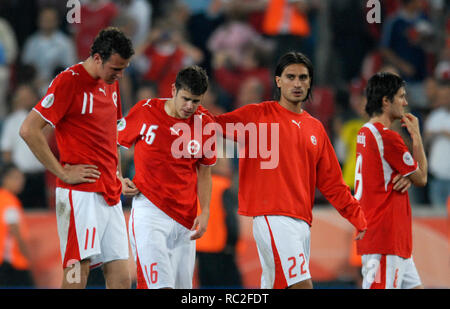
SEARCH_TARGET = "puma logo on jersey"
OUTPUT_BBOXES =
[291,120,301,128]
[142,99,152,108]
[99,87,106,96]
[67,69,79,76]
[170,127,181,136]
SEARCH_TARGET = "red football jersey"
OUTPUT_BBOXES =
[33,63,123,206]
[355,122,418,258]
[199,101,367,231]
[118,99,217,229]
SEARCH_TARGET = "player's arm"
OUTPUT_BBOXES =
[401,113,428,187]
[392,174,412,193]
[117,145,139,196]
[20,110,100,184]
[190,164,212,240]
[316,131,367,235]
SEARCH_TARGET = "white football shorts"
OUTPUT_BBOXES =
[55,188,129,269]
[361,254,422,289]
[253,215,311,289]
[128,193,196,289]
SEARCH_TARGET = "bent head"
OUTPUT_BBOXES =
[90,27,134,84]
[170,65,209,119]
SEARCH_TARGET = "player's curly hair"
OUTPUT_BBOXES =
[365,72,405,117]
[175,65,209,96]
[274,51,314,102]
[90,27,134,62]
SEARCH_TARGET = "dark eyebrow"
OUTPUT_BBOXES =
[182,96,201,103]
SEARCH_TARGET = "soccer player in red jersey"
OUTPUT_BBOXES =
[355,72,427,289]
[20,27,134,288]
[118,65,216,289]
[200,52,367,289]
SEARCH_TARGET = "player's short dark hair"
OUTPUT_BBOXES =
[90,27,134,62]
[175,65,209,96]
[365,72,406,117]
[274,51,314,102]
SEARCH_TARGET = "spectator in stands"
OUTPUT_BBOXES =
[0,163,34,288]
[116,0,152,48]
[235,77,265,109]
[71,0,118,61]
[380,0,435,110]
[207,5,270,72]
[260,0,318,64]
[21,6,76,95]
[213,42,273,109]
[423,62,450,210]
[196,147,243,289]
[329,0,376,83]
[135,80,158,103]
[333,78,368,191]
[0,18,18,119]
[182,0,226,74]
[133,18,203,97]
[0,85,48,209]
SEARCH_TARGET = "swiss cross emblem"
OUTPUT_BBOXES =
[187,140,201,155]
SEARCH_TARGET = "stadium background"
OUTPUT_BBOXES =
[0,0,448,288]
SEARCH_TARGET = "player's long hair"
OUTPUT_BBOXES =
[365,72,405,117]
[90,27,135,62]
[274,51,314,102]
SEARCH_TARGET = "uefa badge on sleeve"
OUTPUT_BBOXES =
[117,118,126,131]
[41,94,55,108]
[402,152,415,166]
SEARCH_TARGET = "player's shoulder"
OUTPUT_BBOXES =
[49,64,83,86]
[133,98,163,110]
[238,100,274,117]
[194,107,215,124]
[363,122,404,144]
[300,110,328,132]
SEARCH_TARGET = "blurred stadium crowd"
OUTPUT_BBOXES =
[0,0,448,212]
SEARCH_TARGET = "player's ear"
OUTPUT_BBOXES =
[275,76,281,88]
[171,83,177,97]
[381,95,391,112]
[92,53,103,65]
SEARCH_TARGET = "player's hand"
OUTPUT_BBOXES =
[190,211,209,240]
[120,177,140,196]
[61,164,101,184]
[355,229,366,240]
[392,174,412,193]
[401,113,420,138]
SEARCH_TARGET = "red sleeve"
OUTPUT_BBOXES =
[117,100,146,149]
[198,104,260,142]
[316,126,367,232]
[199,114,217,166]
[383,131,418,176]
[33,71,76,127]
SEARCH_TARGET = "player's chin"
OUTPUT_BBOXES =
[105,77,117,84]
[181,111,194,119]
